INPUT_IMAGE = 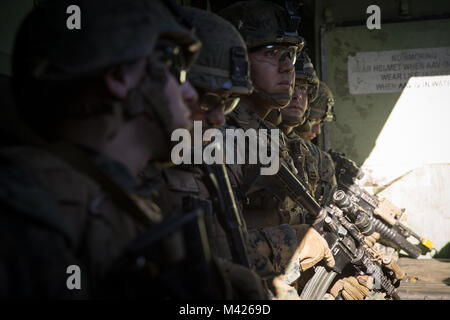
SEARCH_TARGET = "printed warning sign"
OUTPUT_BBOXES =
[347,47,450,94]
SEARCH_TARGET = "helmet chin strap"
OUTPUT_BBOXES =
[252,83,292,109]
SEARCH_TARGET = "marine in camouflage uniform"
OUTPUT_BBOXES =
[218,1,335,299]
[138,7,266,299]
[0,0,232,299]
[295,81,338,206]
[273,51,320,197]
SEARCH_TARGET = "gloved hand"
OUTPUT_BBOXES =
[291,224,335,272]
[366,246,406,282]
[381,256,406,281]
[363,232,380,248]
[329,275,373,300]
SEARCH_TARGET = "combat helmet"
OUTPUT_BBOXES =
[309,81,335,122]
[183,6,253,111]
[12,0,200,137]
[295,51,320,102]
[220,1,305,108]
[219,0,304,51]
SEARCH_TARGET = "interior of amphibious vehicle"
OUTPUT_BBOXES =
[0,0,449,301]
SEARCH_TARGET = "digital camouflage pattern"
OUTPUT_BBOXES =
[301,140,338,205]
[284,130,314,195]
[223,104,304,229]
[136,7,270,299]
[220,102,335,299]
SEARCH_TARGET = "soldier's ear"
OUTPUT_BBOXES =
[104,58,147,99]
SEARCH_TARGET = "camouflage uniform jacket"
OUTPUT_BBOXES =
[222,103,304,228]
[139,162,270,299]
[139,163,234,261]
[218,103,307,288]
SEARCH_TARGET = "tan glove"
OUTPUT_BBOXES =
[366,246,406,282]
[291,224,335,272]
[329,275,374,300]
[382,256,406,281]
[363,232,380,248]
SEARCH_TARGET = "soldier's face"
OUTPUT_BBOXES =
[281,78,309,126]
[249,46,295,106]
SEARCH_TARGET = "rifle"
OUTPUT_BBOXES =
[330,151,433,258]
[255,121,400,299]
[202,163,251,268]
[274,161,402,300]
